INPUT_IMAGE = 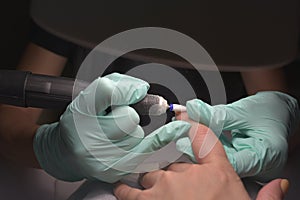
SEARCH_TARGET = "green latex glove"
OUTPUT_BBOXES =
[176,91,299,181]
[33,73,190,183]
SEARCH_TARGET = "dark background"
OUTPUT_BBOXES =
[0,1,300,199]
[1,1,299,98]
[0,1,30,69]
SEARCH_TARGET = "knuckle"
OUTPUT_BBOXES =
[96,77,114,95]
[208,167,230,183]
[217,172,231,183]
[156,171,172,184]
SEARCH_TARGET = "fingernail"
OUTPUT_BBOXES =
[280,179,289,195]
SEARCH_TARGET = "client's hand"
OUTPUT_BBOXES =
[114,113,288,200]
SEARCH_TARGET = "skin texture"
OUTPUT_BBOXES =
[241,68,288,95]
[114,113,287,200]
[0,43,66,167]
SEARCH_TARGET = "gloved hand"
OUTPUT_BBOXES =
[176,91,299,181]
[33,73,190,183]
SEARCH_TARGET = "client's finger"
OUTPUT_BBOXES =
[167,163,191,172]
[256,179,289,200]
[114,183,142,200]
[140,170,164,189]
[177,112,227,164]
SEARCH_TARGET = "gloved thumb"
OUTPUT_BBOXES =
[256,179,289,200]
[71,73,149,115]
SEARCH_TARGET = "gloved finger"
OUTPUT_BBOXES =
[186,99,217,126]
[186,97,264,131]
[176,137,197,163]
[98,73,150,109]
[135,120,191,153]
[186,98,268,131]
[72,73,149,115]
[73,106,143,154]
[225,135,288,181]
[187,92,300,132]
[98,106,143,140]
[112,126,145,151]
[107,121,190,172]
[140,170,164,189]
[186,99,227,135]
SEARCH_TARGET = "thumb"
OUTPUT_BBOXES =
[176,112,227,164]
[72,73,149,115]
[256,179,289,200]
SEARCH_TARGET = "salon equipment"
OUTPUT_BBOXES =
[0,70,185,115]
[33,72,191,182]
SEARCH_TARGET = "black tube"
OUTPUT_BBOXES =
[0,70,89,109]
[25,73,89,109]
[0,70,168,116]
[0,70,29,107]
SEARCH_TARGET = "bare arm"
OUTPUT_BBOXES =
[0,43,67,167]
[241,68,288,95]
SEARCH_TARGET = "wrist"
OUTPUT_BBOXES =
[33,123,83,181]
